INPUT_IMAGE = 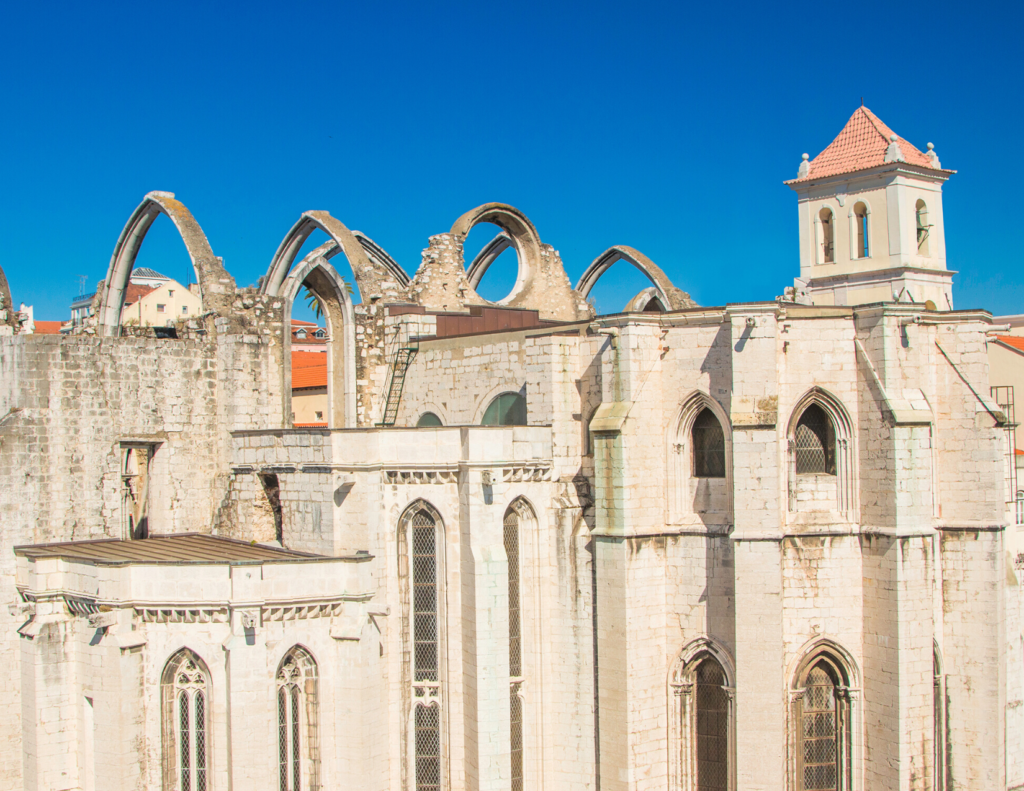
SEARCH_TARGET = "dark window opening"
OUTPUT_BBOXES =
[692,408,726,478]
[417,412,443,427]
[794,404,836,475]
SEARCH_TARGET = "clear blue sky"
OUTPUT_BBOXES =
[2,0,1021,321]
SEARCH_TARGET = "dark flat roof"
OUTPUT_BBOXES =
[13,533,337,565]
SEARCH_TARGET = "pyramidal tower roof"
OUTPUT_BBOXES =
[790,106,946,183]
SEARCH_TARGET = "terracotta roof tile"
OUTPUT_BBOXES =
[995,335,1024,353]
[33,321,63,334]
[291,351,327,389]
[122,283,155,306]
[796,106,939,182]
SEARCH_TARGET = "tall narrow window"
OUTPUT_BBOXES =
[692,408,726,478]
[408,507,443,791]
[162,650,210,791]
[819,208,835,264]
[277,647,319,791]
[795,655,852,791]
[916,200,930,256]
[121,444,152,539]
[853,203,869,258]
[695,657,729,791]
[794,405,836,475]
[504,507,524,791]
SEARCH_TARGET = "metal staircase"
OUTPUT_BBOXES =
[377,346,417,427]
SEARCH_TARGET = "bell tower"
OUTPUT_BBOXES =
[785,106,955,308]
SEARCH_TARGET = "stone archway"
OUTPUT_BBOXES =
[97,191,235,337]
[575,245,695,312]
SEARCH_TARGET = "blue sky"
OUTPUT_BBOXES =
[2,1,1021,321]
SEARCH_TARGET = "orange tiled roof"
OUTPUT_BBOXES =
[293,422,328,428]
[995,335,1024,353]
[122,283,155,306]
[291,351,327,389]
[795,106,939,182]
[33,321,63,335]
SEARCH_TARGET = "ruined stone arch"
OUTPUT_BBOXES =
[452,204,544,305]
[279,241,357,428]
[667,391,733,524]
[624,286,667,313]
[0,262,14,329]
[668,636,736,791]
[576,246,695,312]
[786,387,857,519]
[97,191,236,337]
[262,210,410,302]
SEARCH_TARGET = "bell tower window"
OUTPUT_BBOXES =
[817,208,835,264]
[916,200,930,256]
[853,202,869,259]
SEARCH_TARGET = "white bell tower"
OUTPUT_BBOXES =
[785,106,955,309]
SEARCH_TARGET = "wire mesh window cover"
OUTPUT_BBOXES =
[691,408,726,478]
[276,648,320,791]
[167,652,209,791]
[481,392,527,426]
[504,507,524,791]
[412,511,440,683]
[801,664,839,791]
[415,705,442,791]
[694,658,729,791]
[795,405,836,475]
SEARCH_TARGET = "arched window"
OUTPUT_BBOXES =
[692,408,726,478]
[162,650,210,791]
[400,504,445,791]
[481,392,527,426]
[795,404,836,475]
[818,208,835,264]
[417,412,443,427]
[669,641,735,791]
[276,646,319,791]
[853,202,869,259]
[916,200,930,256]
[793,654,852,791]
[504,504,525,791]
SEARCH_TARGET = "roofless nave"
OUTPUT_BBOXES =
[0,106,1020,791]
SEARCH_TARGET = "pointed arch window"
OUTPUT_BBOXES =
[400,504,446,791]
[793,654,853,791]
[670,643,735,791]
[162,650,210,791]
[276,647,320,791]
[692,408,726,478]
[504,505,525,791]
[795,404,836,475]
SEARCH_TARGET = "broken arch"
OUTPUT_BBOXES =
[575,246,695,313]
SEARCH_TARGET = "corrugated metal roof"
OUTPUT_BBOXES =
[131,267,169,279]
[14,533,330,564]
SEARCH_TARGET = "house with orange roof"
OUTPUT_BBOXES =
[290,350,327,425]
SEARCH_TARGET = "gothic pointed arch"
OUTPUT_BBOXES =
[279,241,357,428]
[667,390,733,524]
[786,387,857,519]
[575,246,696,312]
[262,210,410,303]
[0,262,14,329]
[668,636,736,791]
[161,648,213,791]
[97,191,236,337]
[624,286,667,313]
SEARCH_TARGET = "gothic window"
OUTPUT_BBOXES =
[162,650,210,791]
[916,200,930,256]
[853,203,869,258]
[794,405,836,475]
[794,655,852,791]
[417,412,443,427]
[692,408,726,478]
[504,506,524,791]
[481,392,527,426]
[819,208,835,264]
[403,505,445,791]
[276,646,319,791]
[695,657,729,790]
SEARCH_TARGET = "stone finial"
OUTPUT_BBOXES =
[797,153,811,179]
[926,142,941,169]
[884,134,905,163]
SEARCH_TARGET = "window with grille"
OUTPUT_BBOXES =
[795,405,836,475]
[801,663,838,790]
[162,650,210,791]
[695,658,729,791]
[276,647,319,791]
[410,508,443,790]
[504,507,524,791]
[692,408,726,478]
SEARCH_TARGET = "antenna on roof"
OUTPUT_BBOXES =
[861,96,864,107]
[76,275,87,296]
